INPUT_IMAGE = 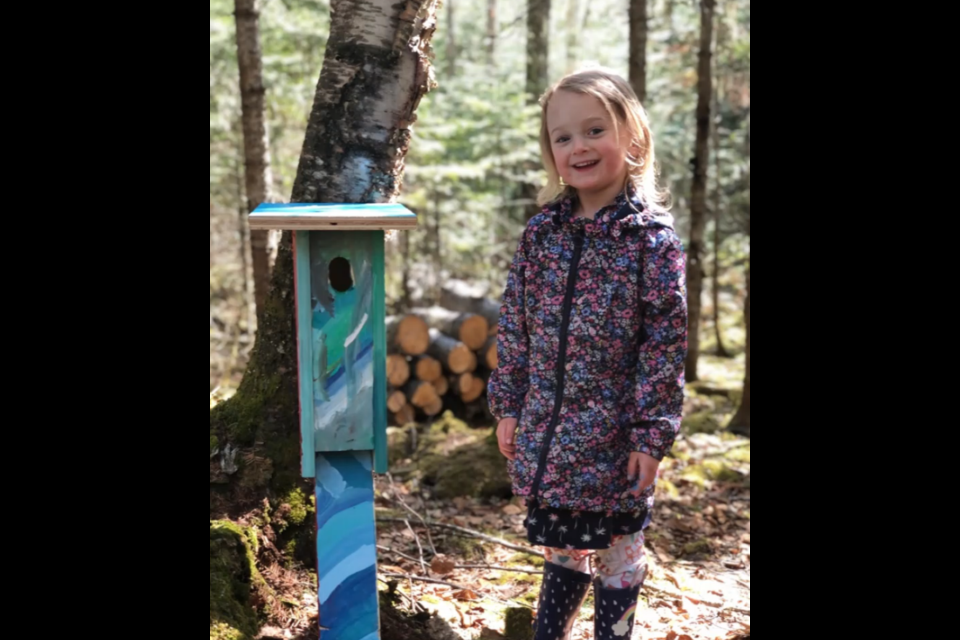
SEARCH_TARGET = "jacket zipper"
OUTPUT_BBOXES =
[529,227,586,507]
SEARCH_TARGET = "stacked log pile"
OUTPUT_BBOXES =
[386,282,502,425]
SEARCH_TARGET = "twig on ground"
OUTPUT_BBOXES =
[377,517,544,558]
[380,571,468,590]
[386,472,439,556]
[377,544,426,565]
[455,564,543,574]
[404,518,428,575]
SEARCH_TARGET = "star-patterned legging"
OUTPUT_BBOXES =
[542,530,648,588]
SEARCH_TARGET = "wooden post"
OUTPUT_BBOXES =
[250,202,416,640]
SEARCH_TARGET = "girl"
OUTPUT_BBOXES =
[488,68,688,640]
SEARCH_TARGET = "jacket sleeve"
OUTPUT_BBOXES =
[627,226,688,460]
[487,224,533,422]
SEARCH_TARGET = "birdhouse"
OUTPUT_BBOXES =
[249,202,417,640]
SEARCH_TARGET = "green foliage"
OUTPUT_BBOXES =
[210,0,750,305]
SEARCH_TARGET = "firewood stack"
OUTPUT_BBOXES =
[386,281,501,426]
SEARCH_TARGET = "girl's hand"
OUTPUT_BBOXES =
[496,418,518,460]
[627,451,660,496]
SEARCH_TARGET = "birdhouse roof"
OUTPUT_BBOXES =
[249,203,417,231]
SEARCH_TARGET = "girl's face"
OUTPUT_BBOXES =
[546,90,632,201]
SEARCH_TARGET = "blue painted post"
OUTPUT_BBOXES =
[250,204,417,640]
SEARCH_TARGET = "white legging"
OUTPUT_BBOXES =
[542,531,648,589]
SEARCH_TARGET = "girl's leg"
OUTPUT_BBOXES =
[592,532,648,639]
[533,547,593,640]
[543,546,592,575]
[594,531,648,588]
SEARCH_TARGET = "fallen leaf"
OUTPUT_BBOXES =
[381,564,406,574]
[453,588,480,601]
[666,631,679,640]
[502,504,522,515]
[430,555,456,575]
[401,528,415,539]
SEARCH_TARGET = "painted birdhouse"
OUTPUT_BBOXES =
[249,202,417,640]
[250,202,417,477]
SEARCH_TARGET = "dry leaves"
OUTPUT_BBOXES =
[430,554,456,575]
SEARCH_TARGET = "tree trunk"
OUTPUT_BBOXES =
[523,0,551,221]
[565,0,579,73]
[432,189,442,302]
[401,209,412,309]
[210,1,441,636]
[234,0,274,313]
[628,0,647,104]
[684,0,714,383]
[711,32,729,358]
[526,0,550,103]
[486,0,497,66]
[711,216,729,357]
[233,125,255,333]
[728,83,749,436]
[727,267,749,436]
[446,0,456,77]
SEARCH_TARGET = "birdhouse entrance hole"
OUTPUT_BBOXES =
[329,256,353,292]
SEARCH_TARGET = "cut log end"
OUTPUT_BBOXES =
[422,397,443,416]
[387,354,411,387]
[392,403,415,426]
[462,376,486,403]
[394,315,429,355]
[483,336,498,370]
[414,355,443,382]
[403,379,440,408]
[430,376,449,396]
[387,390,407,413]
[451,372,475,396]
[458,314,489,350]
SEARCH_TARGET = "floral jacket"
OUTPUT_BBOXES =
[487,185,687,514]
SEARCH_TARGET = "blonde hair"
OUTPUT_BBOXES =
[537,68,669,212]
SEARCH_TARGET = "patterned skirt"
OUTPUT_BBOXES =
[523,502,651,550]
